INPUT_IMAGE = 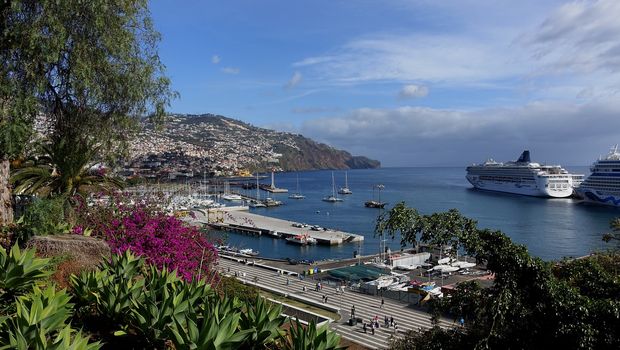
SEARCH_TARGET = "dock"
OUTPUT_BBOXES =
[191,208,364,245]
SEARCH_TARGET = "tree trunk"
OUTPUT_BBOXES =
[0,157,13,226]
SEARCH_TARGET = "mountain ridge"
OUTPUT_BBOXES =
[129,113,380,172]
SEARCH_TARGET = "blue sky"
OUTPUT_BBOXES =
[151,0,620,166]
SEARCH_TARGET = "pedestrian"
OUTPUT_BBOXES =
[459,317,464,327]
[302,286,306,292]
[363,323,367,333]
[351,305,356,318]
[384,315,389,327]
[371,326,375,335]
[286,278,290,285]
[390,316,394,326]
[380,298,384,308]
[322,295,325,303]
[325,296,328,303]
[394,322,398,333]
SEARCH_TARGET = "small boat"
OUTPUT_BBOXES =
[289,174,305,199]
[364,200,386,208]
[285,234,317,245]
[365,184,386,208]
[338,172,353,195]
[248,199,266,208]
[323,172,344,202]
[263,198,283,207]
[239,248,259,256]
[222,194,243,201]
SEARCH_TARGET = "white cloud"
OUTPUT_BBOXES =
[285,71,303,89]
[300,99,620,166]
[221,67,240,74]
[519,0,620,76]
[212,55,221,64]
[399,85,429,99]
[294,33,524,85]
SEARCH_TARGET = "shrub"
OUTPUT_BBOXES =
[16,197,71,243]
[0,245,51,311]
[0,286,100,350]
[75,193,218,282]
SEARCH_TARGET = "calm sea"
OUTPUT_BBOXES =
[216,167,620,262]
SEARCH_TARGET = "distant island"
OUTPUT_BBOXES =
[124,113,380,178]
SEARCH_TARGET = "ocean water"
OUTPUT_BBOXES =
[216,167,620,261]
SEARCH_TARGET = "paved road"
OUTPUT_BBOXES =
[218,258,455,349]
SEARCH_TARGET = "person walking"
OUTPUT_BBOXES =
[371,326,375,335]
[302,285,306,292]
[380,298,384,308]
[363,323,367,333]
[390,316,394,327]
[351,305,356,319]
[325,296,328,303]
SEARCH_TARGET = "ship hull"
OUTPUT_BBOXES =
[575,189,620,207]
[466,175,573,198]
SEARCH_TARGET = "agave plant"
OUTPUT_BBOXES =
[239,296,286,349]
[283,319,346,350]
[0,286,101,349]
[10,138,124,199]
[168,297,251,350]
[70,250,144,323]
[0,245,51,305]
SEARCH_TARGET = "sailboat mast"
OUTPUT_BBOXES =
[332,172,336,197]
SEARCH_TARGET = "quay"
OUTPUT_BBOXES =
[191,208,364,245]
[217,256,454,350]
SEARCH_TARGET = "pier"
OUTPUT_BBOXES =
[192,208,364,245]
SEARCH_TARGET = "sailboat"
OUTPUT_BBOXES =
[249,173,266,208]
[338,171,352,195]
[289,174,305,199]
[365,184,386,208]
[322,172,344,202]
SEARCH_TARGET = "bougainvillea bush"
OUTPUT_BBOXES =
[74,193,218,282]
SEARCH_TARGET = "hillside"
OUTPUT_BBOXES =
[128,114,380,172]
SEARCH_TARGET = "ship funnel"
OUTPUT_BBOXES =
[517,150,531,163]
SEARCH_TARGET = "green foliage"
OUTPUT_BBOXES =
[0,245,51,307]
[283,319,345,350]
[218,275,259,300]
[169,296,251,350]
[0,286,100,350]
[603,217,620,244]
[70,250,144,324]
[0,117,31,160]
[378,204,620,350]
[15,197,71,243]
[375,202,423,246]
[11,140,124,199]
[239,296,286,348]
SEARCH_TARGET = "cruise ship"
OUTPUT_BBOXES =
[576,145,620,207]
[466,150,580,198]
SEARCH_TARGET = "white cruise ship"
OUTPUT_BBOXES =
[466,150,580,198]
[576,145,620,207]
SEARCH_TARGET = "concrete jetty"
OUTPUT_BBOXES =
[192,208,364,245]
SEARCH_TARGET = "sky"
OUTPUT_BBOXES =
[150,0,620,166]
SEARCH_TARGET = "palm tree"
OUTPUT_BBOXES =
[10,138,124,199]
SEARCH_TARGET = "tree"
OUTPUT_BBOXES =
[603,217,620,243]
[1,0,174,224]
[11,139,124,199]
[378,204,620,349]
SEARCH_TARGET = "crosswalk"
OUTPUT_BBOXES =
[218,258,455,349]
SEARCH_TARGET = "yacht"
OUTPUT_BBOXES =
[289,174,305,199]
[338,172,353,195]
[576,145,620,206]
[322,172,344,202]
[365,184,386,208]
[466,150,580,198]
